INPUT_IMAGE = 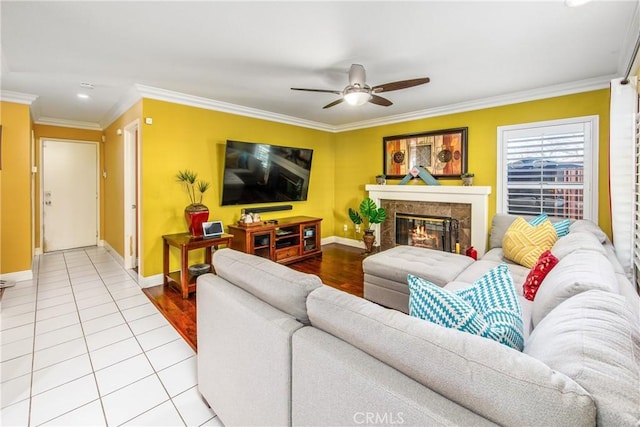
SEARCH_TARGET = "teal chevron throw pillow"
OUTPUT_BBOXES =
[408,264,524,351]
[457,264,524,350]
[407,274,489,337]
[530,213,571,238]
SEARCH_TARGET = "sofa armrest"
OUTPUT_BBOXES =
[197,273,302,426]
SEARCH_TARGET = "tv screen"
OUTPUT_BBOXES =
[221,140,313,206]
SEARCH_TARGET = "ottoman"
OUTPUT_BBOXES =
[363,246,475,313]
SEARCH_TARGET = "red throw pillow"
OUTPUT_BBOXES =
[523,250,559,301]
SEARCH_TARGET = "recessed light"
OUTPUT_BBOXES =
[77,93,90,100]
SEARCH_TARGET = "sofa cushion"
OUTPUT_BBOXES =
[551,230,606,260]
[212,248,322,324]
[502,217,558,268]
[489,213,520,249]
[307,286,595,426]
[292,327,497,426]
[362,246,474,287]
[523,250,559,301]
[490,213,573,249]
[569,219,607,243]
[529,213,570,237]
[531,251,618,327]
[455,256,530,292]
[524,290,640,426]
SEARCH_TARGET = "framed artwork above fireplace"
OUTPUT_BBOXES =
[383,127,468,179]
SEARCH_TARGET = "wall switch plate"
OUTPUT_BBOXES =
[355,225,361,233]
[343,224,348,232]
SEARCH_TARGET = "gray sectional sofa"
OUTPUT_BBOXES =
[197,214,640,426]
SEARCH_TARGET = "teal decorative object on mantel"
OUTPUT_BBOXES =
[399,166,440,185]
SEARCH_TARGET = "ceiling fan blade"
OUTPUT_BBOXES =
[369,94,393,107]
[291,88,343,95]
[323,98,345,109]
[372,77,430,93]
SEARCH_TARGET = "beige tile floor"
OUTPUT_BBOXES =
[1,247,223,426]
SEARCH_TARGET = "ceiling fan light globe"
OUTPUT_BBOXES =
[344,91,372,106]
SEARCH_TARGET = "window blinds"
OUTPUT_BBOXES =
[633,90,640,289]
[610,77,637,281]
[501,121,592,219]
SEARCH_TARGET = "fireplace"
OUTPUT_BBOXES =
[396,213,459,252]
[378,199,470,252]
[366,184,491,256]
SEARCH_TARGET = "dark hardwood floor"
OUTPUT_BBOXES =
[142,243,366,351]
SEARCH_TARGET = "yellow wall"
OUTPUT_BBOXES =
[334,89,612,240]
[103,101,143,258]
[32,125,103,250]
[139,99,335,276]
[1,102,33,274]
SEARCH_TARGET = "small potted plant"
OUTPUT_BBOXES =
[375,174,386,185]
[461,172,474,186]
[176,170,211,236]
[348,197,387,253]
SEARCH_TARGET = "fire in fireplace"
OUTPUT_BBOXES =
[395,213,459,252]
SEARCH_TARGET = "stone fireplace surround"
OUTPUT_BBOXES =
[365,184,492,257]
[384,202,469,252]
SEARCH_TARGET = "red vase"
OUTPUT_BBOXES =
[185,204,209,237]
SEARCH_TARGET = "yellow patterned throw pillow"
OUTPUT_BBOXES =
[502,216,558,268]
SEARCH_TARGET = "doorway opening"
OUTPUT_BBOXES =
[124,120,140,273]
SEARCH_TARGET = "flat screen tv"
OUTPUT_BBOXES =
[221,140,314,206]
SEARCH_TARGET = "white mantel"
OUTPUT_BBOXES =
[366,184,492,256]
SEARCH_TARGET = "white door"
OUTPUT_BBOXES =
[42,140,98,252]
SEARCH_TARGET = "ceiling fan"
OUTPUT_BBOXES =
[291,64,430,109]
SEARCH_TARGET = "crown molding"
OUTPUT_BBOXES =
[333,75,613,132]
[101,86,143,129]
[134,84,336,132]
[0,90,38,105]
[34,117,102,131]
[27,73,614,134]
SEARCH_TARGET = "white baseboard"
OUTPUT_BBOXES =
[102,242,163,288]
[0,269,34,283]
[330,236,366,249]
[103,242,125,268]
[138,274,164,289]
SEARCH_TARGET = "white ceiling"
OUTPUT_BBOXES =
[1,1,639,131]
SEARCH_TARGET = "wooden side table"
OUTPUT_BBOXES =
[162,232,233,299]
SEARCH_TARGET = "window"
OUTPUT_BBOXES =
[497,116,598,221]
